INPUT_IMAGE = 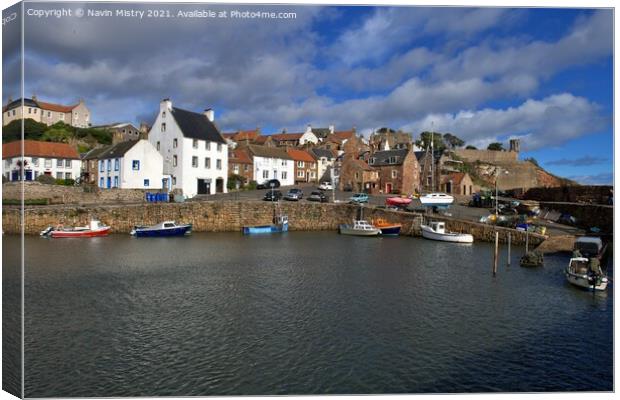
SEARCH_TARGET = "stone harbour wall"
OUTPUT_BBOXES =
[2,182,150,205]
[3,201,545,247]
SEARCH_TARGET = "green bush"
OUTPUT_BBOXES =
[246,180,257,191]
[55,178,75,186]
[3,198,49,205]
[36,174,56,184]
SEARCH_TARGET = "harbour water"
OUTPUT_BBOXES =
[3,232,613,396]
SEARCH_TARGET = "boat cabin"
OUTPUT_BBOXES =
[574,237,603,257]
[353,220,376,231]
[429,221,446,234]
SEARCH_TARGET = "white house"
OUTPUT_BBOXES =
[97,140,164,189]
[310,148,337,182]
[246,144,294,186]
[148,99,228,197]
[2,140,82,181]
[299,125,320,145]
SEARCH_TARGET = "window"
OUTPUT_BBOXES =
[389,156,397,164]
[161,123,166,132]
[355,172,359,180]
[172,176,177,185]
[12,110,16,116]
[282,171,287,180]
[262,170,269,179]
[297,161,304,168]
[99,177,104,187]
[244,164,249,172]
[44,159,52,168]
[233,165,239,174]
[217,143,222,152]
[65,159,72,168]
[57,159,63,168]
[33,108,37,114]
[113,176,119,187]
[205,157,211,168]
[47,111,51,117]
[132,160,140,170]
[297,170,304,178]
[99,161,104,172]
[369,157,376,165]
[28,107,31,114]
[156,141,160,151]
[281,160,287,166]
[144,179,150,187]
[310,171,316,178]
[193,139,199,149]
[34,171,39,179]
[56,172,63,179]
[173,138,178,148]
[65,172,72,179]
[192,156,198,168]
[107,160,111,171]
[206,142,211,150]
[32,157,39,167]
[216,159,222,170]
[172,155,177,167]
[114,159,120,171]
[392,170,398,179]
[162,111,166,118]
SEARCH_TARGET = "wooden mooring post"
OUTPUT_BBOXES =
[493,231,499,276]
[507,232,511,267]
[525,230,529,253]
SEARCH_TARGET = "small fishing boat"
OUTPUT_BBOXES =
[243,214,288,234]
[339,220,381,236]
[385,197,412,207]
[565,257,608,291]
[372,218,402,236]
[421,220,473,243]
[520,251,544,267]
[130,221,192,237]
[41,219,110,238]
[419,193,454,207]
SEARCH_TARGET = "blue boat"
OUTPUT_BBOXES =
[130,221,192,237]
[243,215,288,235]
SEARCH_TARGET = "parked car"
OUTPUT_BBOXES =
[318,182,333,191]
[263,190,283,201]
[257,179,281,189]
[307,191,328,203]
[349,193,369,204]
[284,188,304,201]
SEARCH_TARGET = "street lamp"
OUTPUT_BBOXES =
[495,167,509,220]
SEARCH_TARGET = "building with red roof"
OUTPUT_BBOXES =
[286,148,319,183]
[2,140,82,182]
[3,96,91,128]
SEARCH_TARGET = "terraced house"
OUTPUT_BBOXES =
[287,148,318,183]
[2,140,81,181]
[2,95,90,128]
[96,140,164,190]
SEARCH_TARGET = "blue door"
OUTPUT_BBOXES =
[107,177,111,188]
[25,170,33,181]
[11,171,19,181]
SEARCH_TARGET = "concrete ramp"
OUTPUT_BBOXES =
[535,235,575,254]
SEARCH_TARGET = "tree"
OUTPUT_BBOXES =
[487,142,504,151]
[41,126,73,143]
[465,145,477,150]
[2,118,49,142]
[416,131,445,152]
[443,133,465,149]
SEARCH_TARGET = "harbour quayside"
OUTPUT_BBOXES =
[40,219,110,238]
[130,221,192,237]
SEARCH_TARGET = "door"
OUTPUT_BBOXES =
[385,183,392,194]
[107,177,111,188]
[25,170,33,181]
[197,179,211,194]
[11,170,19,181]
[215,178,224,193]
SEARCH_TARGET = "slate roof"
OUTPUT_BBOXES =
[350,158,375,171]
[2,140,80,159]
[369,149,409,166]
[171,107,226,144]
[3,98,38,112]
[414,150,442,162]
[3,97,81,113]
[311,148,336,159]
[311,128,331,138]
[247,144,292,160]
[97,140,140,159]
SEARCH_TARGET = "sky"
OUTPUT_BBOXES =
[1,2,614,184]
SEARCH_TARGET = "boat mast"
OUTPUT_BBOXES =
[430,121,434,192]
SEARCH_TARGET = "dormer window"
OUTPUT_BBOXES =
[389,156,397,164]
[369,157,376,165]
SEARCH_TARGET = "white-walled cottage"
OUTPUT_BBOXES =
[148,99,228,197]
[246,144,294,186]
[2,140,81,181]
[97,140,163,189]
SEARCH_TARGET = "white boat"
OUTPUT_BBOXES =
[339,220,381,236]
[421,221,473,243]
[419,192,454,207]
[565,257,608,291]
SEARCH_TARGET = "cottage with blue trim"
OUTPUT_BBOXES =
[97,139,164,189]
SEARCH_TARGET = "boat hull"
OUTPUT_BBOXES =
[50,227,110,238]
[378,225,401,236]
[338,225,381,236]
[132,225,192,237]
[565,269,608,291]
[243,223,288,235]
[420,225,473,243]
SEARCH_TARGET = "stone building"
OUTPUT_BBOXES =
[287,148,318,183]
[368,148,420,195]
[2,96,91,128]
[228,147,254,184]
[338,156,379,194]
[91,123,142,144]
[440,172,476,195]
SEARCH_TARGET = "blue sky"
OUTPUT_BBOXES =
[3,3,613,184]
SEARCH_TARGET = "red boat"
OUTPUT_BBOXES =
[385,197,412,207]
[41,219,111,238]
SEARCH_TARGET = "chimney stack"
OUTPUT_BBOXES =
[204,108,214,122]
[32,94,37,101]
[329,124,335,134]
[160,98,172,112]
